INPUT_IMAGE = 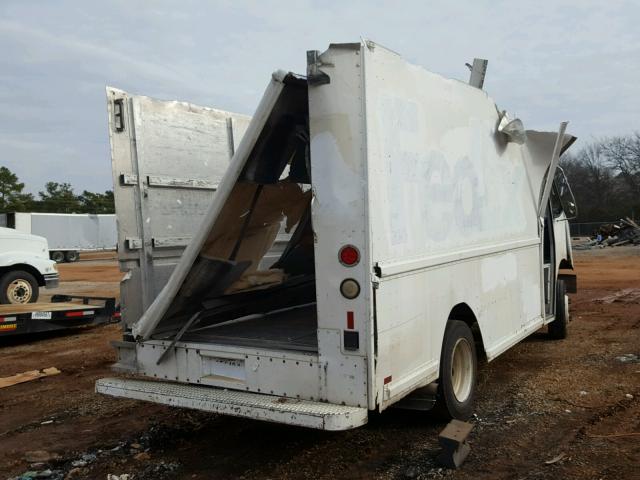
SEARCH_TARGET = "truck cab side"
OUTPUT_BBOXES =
[0,227,59,304]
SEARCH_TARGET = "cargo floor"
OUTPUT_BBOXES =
[180,304,318,352]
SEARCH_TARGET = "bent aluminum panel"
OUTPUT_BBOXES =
[96,377,368,431]
[131,74,287,339]
[107,86,251,327]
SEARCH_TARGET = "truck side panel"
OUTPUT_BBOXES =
[361,44,548,408]
[22,213,117,251]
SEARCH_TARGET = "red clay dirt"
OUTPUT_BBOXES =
[0,249,638,479]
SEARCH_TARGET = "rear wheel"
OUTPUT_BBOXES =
[548,279,569,339]
[50,251,65,263]
[65,250,80,262]
[0,270,39,304]
[435,320,477,420]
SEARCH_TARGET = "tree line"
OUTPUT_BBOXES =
[560,132,640,223]
[0,166,114,214]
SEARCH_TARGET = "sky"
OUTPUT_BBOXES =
[1,0,639,194]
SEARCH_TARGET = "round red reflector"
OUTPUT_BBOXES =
[339,245,360,266]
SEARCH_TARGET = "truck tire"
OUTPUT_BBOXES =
[548,279,569,339]
[65,250,80,262]
[50,251,65,263]
[0,270,39,304]
[435,320,477,420]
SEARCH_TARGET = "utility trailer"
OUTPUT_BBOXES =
[98,41,578,430]
[0,295,116,337]
[1,212,117,263]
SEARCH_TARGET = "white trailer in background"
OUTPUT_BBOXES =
[98,40,578,430]
[1,212,117,263]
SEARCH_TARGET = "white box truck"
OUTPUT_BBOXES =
[1,212,117,263]
[97,41,577,430]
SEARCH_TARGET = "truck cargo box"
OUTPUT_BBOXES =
[98,40,577,430]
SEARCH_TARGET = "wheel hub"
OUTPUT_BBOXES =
[451,338,474,402]
[7,279,32,304]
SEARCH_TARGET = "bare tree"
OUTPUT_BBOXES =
[561,136,639,222]
[602,132,640,197]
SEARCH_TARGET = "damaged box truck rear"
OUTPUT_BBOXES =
[97,41,578,430]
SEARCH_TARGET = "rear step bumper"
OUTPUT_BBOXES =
[96,378,368,431]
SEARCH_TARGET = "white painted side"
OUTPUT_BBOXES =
[11,213,117,251]
[308,44,370,409]
[359,42,572,409]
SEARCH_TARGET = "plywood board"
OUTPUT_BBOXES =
[0,367,61,389]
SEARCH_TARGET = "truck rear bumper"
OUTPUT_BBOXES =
[96,377,368,431]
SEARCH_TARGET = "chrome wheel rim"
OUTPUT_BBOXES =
[7,279,33,303]
[451,338,474,402]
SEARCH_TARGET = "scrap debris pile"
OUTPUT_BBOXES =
[575,218,640,249]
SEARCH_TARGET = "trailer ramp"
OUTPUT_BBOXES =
[96,377,367,430]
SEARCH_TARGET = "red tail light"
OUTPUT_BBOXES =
[339,245,360,266]
[65,310,94,318]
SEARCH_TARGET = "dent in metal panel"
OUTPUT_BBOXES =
[146,175,218,191]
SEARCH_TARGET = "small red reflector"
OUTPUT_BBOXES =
[347,311,354,329]
[339,245,360,266]
[65,311,84,318]
[384,375,392,385]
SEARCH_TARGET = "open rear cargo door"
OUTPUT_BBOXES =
[106,87,251,326]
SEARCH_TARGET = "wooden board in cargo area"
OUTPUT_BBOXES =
[0,302,101,315]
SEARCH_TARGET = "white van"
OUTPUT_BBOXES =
[97,40,577,430]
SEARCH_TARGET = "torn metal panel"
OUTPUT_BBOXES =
[153,180,312,327]
[199,182,310,269]
[523,129,576,217]
[537,122,568,218]
[132,74,305,340]
[498,117,527,144]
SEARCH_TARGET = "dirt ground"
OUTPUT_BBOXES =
[1,249,639,479]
